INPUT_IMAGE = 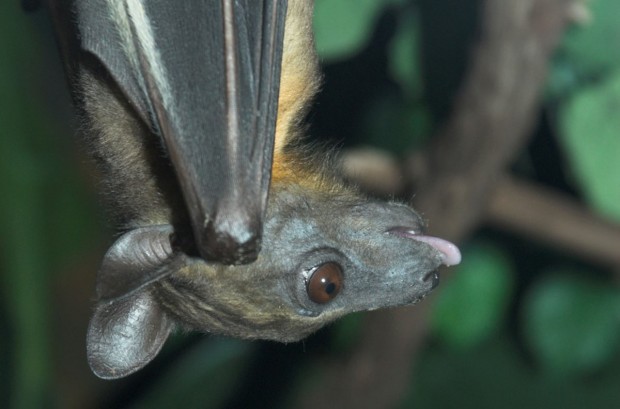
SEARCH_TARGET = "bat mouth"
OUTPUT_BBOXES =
[403,271,439,306]
[387,227,462,267]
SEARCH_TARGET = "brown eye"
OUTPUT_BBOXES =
[307,262,344,304]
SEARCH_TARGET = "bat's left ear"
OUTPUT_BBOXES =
[87,290,173,379]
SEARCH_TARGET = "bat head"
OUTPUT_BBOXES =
[156,184,460,340]
[87,183,460,379]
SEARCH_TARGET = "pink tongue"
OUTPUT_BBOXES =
[413,235,462,266]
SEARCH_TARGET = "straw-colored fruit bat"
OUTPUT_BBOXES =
[47,0,461,379]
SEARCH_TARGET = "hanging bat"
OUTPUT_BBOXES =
[47,0,461,379]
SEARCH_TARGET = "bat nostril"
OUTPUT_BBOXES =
[423,270,440,289]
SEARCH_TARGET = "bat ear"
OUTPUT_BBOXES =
[96,226,176,300]
[87,289,173,379]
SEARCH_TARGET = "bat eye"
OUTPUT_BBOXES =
[307,262,344,304]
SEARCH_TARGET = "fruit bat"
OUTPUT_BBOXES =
[47,0,461,379]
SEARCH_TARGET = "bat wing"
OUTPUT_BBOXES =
[75,0,288,264]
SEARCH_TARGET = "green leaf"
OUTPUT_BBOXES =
[546,57,580,100]
[561,0,620,76]
[522,273,620,376]
[314,0,400,61]
[404,333,620,409]
[431,242,515,349]
[557,70,620,221]
[387,6,423,99]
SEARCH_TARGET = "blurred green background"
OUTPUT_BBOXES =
[2,0,620,408]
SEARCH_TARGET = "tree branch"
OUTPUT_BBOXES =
[486,176,620,268]
[345,149,620,269]
[296,1,573,408]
